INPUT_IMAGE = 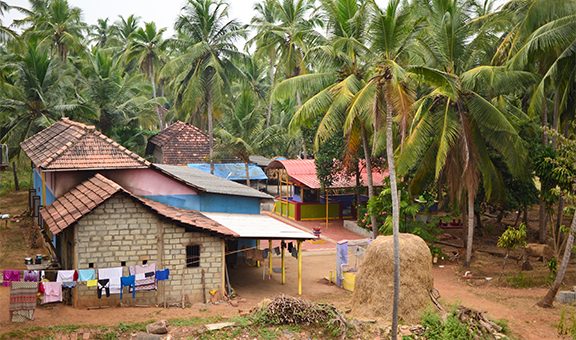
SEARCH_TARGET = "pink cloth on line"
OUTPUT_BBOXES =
[41,282,62,304]
[3,270,21,287]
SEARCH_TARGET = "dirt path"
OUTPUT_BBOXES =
[434,265,564,340]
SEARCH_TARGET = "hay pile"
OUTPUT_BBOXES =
[352,233,433,323]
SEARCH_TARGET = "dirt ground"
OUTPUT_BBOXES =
[0,252,570,339]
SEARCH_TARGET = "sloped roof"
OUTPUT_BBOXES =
[268,159,388,189]
[20,118,149,171]
[147,121,210,164]
[249,155,272,167]
[203,212,315,240]
[41,174,238,237]
[153,164,273,200]
[188,163,268,181]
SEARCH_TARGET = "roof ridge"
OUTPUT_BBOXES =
[60,117,96,130]
[40,124,89,168]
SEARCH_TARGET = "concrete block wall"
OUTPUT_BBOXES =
[73,194,223,307]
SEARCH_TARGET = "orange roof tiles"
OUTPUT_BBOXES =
[41,174,238,237]
[20,118,150,171]
[147,121,210,165]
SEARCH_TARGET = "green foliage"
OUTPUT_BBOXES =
[421,309,473,340]
[506,272,534,288]
[497,224,527,251]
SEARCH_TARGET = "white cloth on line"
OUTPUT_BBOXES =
[98,267,123,294]
[56,270,75,283]
[135,273,145,281]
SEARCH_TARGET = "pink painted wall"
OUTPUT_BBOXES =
[50,168,197,198]
[101,169,197,196]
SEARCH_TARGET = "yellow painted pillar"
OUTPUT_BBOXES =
[268,240,273,277]
[281,241,285,284]
[256,240,260,268]
[297,240,302,295]
[41,171,47,206]
[325,189,329,229]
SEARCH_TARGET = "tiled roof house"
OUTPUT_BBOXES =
[146,121,210,165]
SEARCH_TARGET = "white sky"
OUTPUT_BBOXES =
[3,0,389,37]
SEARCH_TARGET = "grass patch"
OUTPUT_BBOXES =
[421,309,473,340]
[0,163,32,196]
[506,272,535,288]
[169,316,222,327]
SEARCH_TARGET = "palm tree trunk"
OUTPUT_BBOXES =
[385,102,400,340]
[538,209,576,307]
[361,126,379,239]
[266,53,276,128]
[552,91,560,149]
[207,95,214,175]
[150,65,164,130]
[245,162,251,187]
[465,189,475,267]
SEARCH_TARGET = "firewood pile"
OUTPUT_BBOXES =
[456,306,507,339]
[252,295,349,336]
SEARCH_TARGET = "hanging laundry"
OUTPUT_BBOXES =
[287,242,294,253]
[120,275,136,300]
[23,270,39,282]
[77,269,96,282]
[3,270,21,287]
[155,269,170,281]
[41,282,62,304]
[263,249,269,259]
[291,246,298,258]
[129,263,156,291]
[281,241,286,249]
[97,279,110,299]
[57,270,77,288]
[274,247,281,256]
[9,282,38,322]
[86,279,97,288]
[98,267,123,294]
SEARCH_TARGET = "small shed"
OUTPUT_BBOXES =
[267,159,388,221]
[146,121,210,165]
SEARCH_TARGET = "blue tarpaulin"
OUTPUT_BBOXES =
[187,163,268,181]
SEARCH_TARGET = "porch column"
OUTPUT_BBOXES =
[281,240,285,284]
[297,240,302,295]
[268,240,273,277]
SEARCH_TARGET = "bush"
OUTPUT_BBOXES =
[421,309,472,340]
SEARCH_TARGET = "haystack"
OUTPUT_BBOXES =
[352,233,433,323]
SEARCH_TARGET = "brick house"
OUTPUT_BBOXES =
[41,174,237,307]
[146,121,210,165]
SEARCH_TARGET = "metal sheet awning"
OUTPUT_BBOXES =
[202,213,315,240]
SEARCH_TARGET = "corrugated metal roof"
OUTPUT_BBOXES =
[187,163,268,180]
[268,159,388,189]
[249,155,272,167]
[153,164,272,199]
[202,212,315,240]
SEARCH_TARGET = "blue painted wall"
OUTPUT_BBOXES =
[33,169,55,206]
[145,193,260,214]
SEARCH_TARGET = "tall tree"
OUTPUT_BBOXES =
[127,22,168,129]
[398,0,529,268]
[164,0,245,173]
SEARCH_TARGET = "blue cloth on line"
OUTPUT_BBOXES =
[155,269,169,281]
[78,269,96,282]
[120,275,136,299]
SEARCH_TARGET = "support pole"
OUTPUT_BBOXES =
[268,240,273,278]
[297,240,302,295]
[325,189,329,229]
[281,240,286,284]
[41,171,47,206]
[256,240,260,268]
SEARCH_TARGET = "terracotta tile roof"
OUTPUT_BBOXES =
[147,121,210,164]
[20,118,150,171]
[41,174,238,237]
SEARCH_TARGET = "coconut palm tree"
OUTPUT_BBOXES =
[397,0,530,269]
[127,22,168,129]
[111,14,140,51]
[0,1,19,43]
[88,18,112,48]
[163,0,245,173]
[0,40,79,152]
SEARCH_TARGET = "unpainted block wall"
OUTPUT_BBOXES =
[73,194,223,307]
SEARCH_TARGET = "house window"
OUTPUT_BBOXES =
[186,245,201,268]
